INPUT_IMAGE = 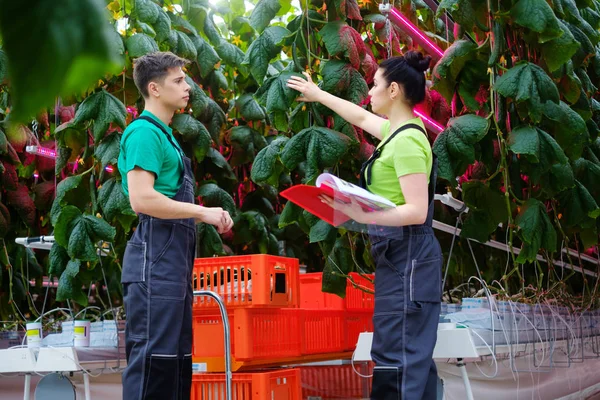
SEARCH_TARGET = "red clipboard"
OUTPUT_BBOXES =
[280,183,380,226]
[280,184,349,226]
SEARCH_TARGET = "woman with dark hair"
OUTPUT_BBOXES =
[288,51,442,400]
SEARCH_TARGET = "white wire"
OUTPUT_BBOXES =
[73,306,102,320]
[34,307,73,322]
[350,348,373,378]
[467,328,499,379]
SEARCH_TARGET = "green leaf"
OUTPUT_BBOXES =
[197,98,227,144]
[309,220,336,243]
[508,125,568,167]
[197,183,236,216]
[168,30,197,60]
[437,0,487,31]
[460,181,508,242]
[249,0,281,33]
[229,126,268,166]
[203,12,223,45]
[190,36,220,78]
[558,180,600,227]
[256,72,304,114]
[557,61,583,104]
[214,39,246,73]
[573,157,600,203]
[133,0,171,42]
[494,62,560,123]
[126,33,159,58]
[70,90,127,142]
[236,94,267,121]
[321,61,369,106]
[98,178,136,223]
[0,49,8,83]
[540,20,581,71]
[539,162,575,196]
[55,205,116,261]
[196,223,224,256]
[322,236,353,296]
[56,147,72,176]
[510,0,563,43]
[332,0,362,20]
[206,147,235,179]
[432,114,490,182]
[50,175,83,225]
[186,76,210,117]
[168,11,198,35]
[56,259,88,305]
[543,101,589,160]
[320,22,367,70]
[135,21,157,37]
[243,26,290,83]
[95,132,121,168]
[515,199,557,263]
[0,0,123,122]
[566,22,596,67]
[281,126,351,174]
[172,113,211,161]
[279,201,302,228]
[432,40,477,103]
[49,243,70,278]
[251,136,288,186]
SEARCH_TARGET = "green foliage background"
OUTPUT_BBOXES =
[0,0,599,322]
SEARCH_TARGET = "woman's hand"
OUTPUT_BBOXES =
[319,195,370,224]
[287,72,323,103]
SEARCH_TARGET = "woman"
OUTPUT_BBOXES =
[287,51,442,400]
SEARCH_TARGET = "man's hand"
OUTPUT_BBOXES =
[197,206,234,234]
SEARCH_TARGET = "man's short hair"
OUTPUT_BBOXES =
[132,52,190,98]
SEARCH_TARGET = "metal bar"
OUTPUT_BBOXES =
[193,290,231,400]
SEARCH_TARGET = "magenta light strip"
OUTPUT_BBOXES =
[26,145,57,159]
[415,109,445,134]
[389,8,445,60]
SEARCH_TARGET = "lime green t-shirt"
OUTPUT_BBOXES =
[366,118,432,205]
[118,110,184,198]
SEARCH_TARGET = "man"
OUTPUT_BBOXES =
[118,51,233,400]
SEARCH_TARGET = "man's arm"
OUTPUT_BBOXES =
[128,168,233,233]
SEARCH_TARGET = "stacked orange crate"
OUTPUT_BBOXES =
[191,368,302,400]
[299,272,375,350]
[191,255,357,374]
[300,364,374,399]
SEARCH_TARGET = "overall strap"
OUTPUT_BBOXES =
[137,115,184,158]
[359,123,427,188]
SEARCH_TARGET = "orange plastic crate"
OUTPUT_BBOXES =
[301,309,346,355]
[300,364,373,399]
[192,307,355,372]
[344,311,374,351]
[193,308,301,364]
[191,368,301,400]
[193,255,300,309]
[299,272,375,311]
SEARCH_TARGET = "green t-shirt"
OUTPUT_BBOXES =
[366,118,432,206]
[118,110,184,198]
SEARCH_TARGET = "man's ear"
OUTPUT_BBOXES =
[148,81,160,98]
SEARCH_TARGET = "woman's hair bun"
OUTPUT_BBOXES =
[404,51,432,73]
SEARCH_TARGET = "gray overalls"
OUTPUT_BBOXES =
[121,116,196,400]
[361,124,442,400]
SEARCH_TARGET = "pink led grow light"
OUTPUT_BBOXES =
[389,8,445,61]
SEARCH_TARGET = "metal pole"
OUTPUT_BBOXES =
[193,290,232,400]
